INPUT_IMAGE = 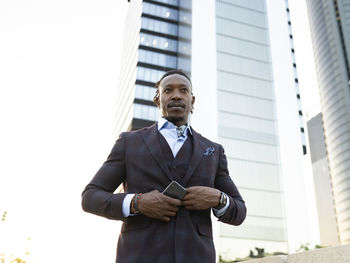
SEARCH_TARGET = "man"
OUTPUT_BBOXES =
[82,70,246,263]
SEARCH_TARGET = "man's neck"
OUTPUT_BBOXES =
[164,117,187,127]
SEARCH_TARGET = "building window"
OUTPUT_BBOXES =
[134,103,160,121]
[142,17,178,36]
[140,33,178,52]
[135,85,157,101]
[137,67,166,83]
[138,49,177,68]
[150,0,179,7]
[143,2,179,22]
[302,145,307,155]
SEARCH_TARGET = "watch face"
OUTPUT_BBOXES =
[215,192,227,210]
[222,194,227,205]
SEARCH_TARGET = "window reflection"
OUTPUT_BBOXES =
[143,2,179,21]
[140,33,178,52]
[137,67,166,83]
[134,104,160,121]
[142,17,178,36]
[135,85,156,101]
[138,49,177,68]
[152,0,179,6]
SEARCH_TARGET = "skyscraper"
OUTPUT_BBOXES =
[306,0,350,244]
[115,0,313,259]
[307,113,339,246]
[115,0,191,134]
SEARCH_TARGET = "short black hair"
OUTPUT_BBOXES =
[156,69,192,86]
[153,69,192,105]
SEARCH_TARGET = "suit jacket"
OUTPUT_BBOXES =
[82,123,246,263]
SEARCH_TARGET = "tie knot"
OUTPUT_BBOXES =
[176,125,187,138]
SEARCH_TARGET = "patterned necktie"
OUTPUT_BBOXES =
[176,125,187,138]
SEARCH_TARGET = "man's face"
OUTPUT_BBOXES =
[155,73,195,126]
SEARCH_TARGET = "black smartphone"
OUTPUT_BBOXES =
[162,181,187,200]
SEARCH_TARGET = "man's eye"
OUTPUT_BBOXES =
[181,88,189,93]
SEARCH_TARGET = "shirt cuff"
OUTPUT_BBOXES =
[122,193,135,217]
[212,193,230,217]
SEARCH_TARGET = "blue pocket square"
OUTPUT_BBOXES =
[204,147,215,156]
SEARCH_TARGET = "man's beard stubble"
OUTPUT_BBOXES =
[165,116,185,126]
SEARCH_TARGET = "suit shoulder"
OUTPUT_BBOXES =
[117,124,156,140]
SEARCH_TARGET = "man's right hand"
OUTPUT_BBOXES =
[138,190,182,222]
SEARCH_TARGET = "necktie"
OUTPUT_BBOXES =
[176,125,187,138]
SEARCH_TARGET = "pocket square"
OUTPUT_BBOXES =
[204,147,215,156]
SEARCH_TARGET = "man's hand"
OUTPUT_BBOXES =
[138,190,182,222]
[182,186,221,210]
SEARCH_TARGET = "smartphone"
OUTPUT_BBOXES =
[162,181,187,200]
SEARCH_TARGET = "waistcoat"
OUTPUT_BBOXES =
[158,132,193,186]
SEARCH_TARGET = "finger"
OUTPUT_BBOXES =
[165,206,179,213]
[182,200,194,206]
[160,216,171,222]
[186,186,200,192]
[186,186,194,192]
[163,210,176,217]
[184,205,196,210]
[165,196,182,206]
[182,193,193,201]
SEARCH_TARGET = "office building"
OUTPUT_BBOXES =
[307,113,339,246]
[306,0,350,244]
[115,0,191,134]
[115,0,313,259]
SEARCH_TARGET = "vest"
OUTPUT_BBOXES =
[158,132,193,186]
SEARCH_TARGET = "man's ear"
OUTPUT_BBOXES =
[153,96,160,108]
[190,95,195,114]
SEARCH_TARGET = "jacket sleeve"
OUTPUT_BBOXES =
[81,134,128,221]
[214,144,247,225]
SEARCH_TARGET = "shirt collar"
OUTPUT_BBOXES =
[157,117,192,135]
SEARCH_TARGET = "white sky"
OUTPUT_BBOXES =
[0,0,320,262]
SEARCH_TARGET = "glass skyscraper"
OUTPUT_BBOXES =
[115,0,191,134]
[306,0,350,245]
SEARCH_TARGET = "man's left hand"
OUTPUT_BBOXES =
[182,186,221,210]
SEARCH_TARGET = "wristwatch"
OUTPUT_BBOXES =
[214,192,227,210]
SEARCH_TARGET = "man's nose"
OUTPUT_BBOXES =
[171,90,182,100]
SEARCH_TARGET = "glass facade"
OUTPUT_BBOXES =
[215,0,288,254]
[129,0,192,129]
[307,0,350,244]
[141,17,178,36]
[143,2,179,21]
[138,49,177,68]
[140,32,178,52]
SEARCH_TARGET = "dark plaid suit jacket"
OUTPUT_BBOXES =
[82,123,246,263]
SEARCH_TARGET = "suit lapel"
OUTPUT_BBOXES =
[183,127,206,185]
[142,123,172,181]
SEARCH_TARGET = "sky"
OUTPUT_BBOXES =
[0,0,321,262]
[0,1,128,262]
